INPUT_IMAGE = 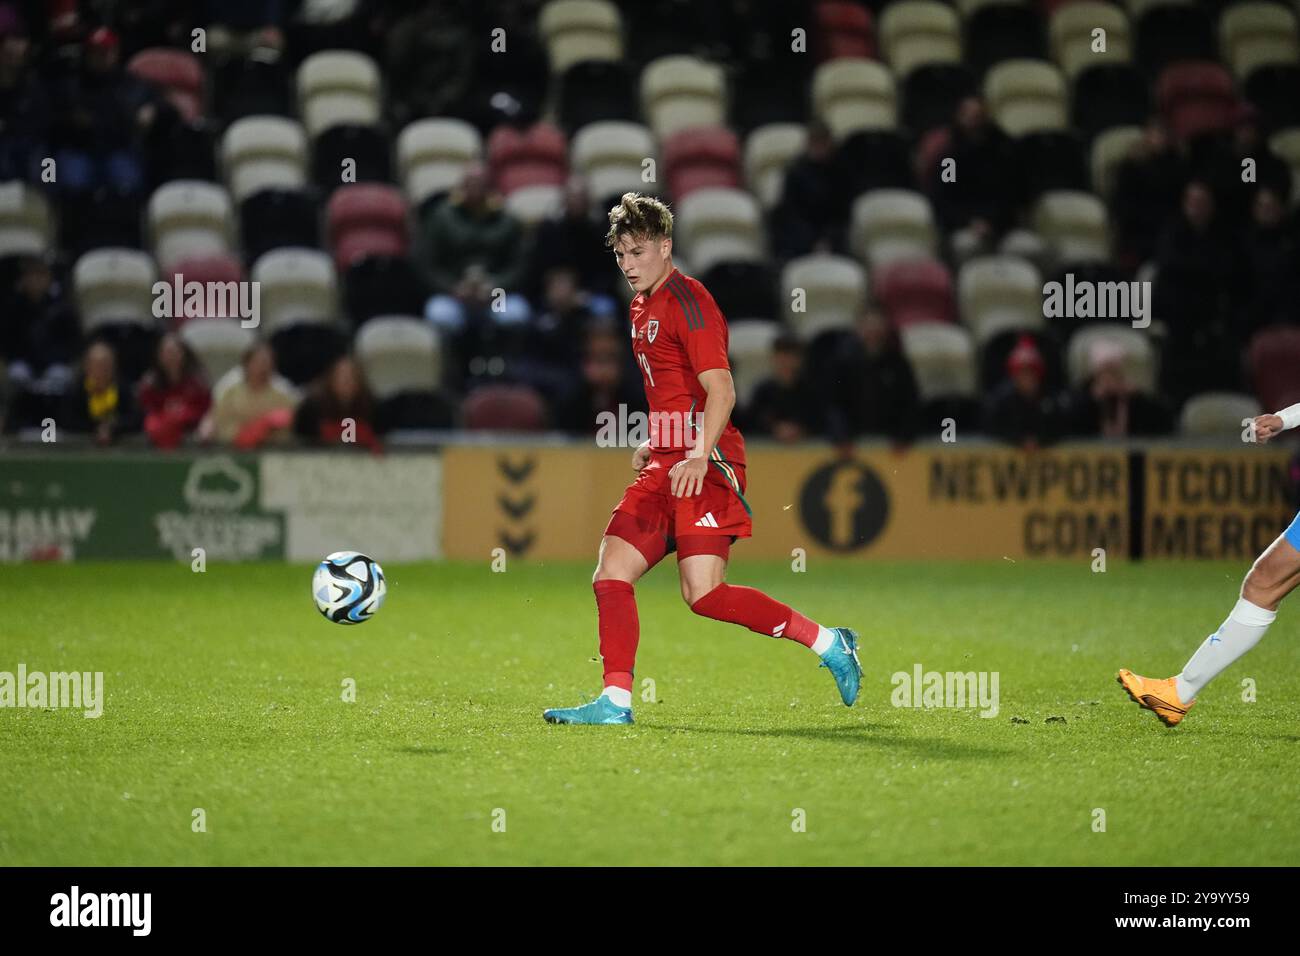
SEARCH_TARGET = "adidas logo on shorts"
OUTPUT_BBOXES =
[694,512,719,528]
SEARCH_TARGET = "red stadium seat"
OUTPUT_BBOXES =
[487,122,568,195]
[1249,327,1300,414]
[815,1,876,62]
[127,48,205,122]
[1156,62,1237,142]
[326,184,409,270]
[874,257,955,329]
[662,126,741,202]
[462,384,548,431]
[165,254,246,325]
[333,229,409,271]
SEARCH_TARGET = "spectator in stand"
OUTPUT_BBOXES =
[1155,180,1239,401]
[529,176,619,302]
[417,162,527,310]
[417,164,531,381]
[0,10,52,182]
[384,0,477,130]
[136,333,211,449]
[293,354,383,452]
[1239,187,1300,334]
[1,255,80,430]
[982,335,1062,449]
[1111,120,1186,269]
[928,96,1018,262]
[59,340,140,443]
[515,266,598,402]
[1063,340,1171,439]
[743,332,822,442]
[48,26,161,196]
[809,308,919,444]
[198,341,299,447]
[1197,104,1292,236]
[772,120,847,260]
[553,325,647,436]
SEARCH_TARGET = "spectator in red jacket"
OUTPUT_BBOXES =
[293,355,383,452]
[137,333,211,449]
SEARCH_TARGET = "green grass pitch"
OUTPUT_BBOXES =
[2,558,1298,866]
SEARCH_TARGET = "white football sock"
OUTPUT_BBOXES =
[811,626,836,656]
[602,686,632,709]
[1175,598,1274,702]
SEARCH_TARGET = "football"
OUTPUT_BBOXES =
[312,551,386,624]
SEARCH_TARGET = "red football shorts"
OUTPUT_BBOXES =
[604,448,753,564]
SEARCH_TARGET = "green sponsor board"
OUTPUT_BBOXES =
[0,454,284,561]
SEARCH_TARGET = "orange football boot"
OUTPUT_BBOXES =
[1116,669,1195,727]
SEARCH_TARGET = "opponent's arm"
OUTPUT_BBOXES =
[1254,404,1300,443]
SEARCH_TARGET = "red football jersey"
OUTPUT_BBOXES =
[627,268,746,466]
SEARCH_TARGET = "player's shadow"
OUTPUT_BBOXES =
[648,722,1012,760]
[392,745,451,756]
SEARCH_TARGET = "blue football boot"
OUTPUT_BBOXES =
[819,627,863,706]
[542,694,634,725]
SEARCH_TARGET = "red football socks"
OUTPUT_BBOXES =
[689,583,820,647]
[594,579,638,690]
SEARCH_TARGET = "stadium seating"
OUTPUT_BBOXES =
[251,248,340,334]
[1248,326,1300,413]
[570,122,660,208]
[73,248,157,331]
[539,0,623,75]
[462,384,548,431]
[1049,2,1132,79]
[662,127,741,201]
[1219,2,1300,81]
[849,189,938,267]
[355,316,442,397]
[1179,391,1262,436]
[814,1,876,61]
[221,116,309,203]
[488,123,568,197]
[812,58,898,138]
[899,321,978,404]
[1032,190,1110,266]
[295,50,382,139]
[874,257,957,329]
[127,48,205,122]
[167,254,246,323]
[782,253,868,340]
[180,319,256,386]
[984,59,1068,135]
[958,255,1046,346]
[672,188,764,274]
[640,55,728,140]
[1156,61,1237,141]
[146,180,234,270]
[0,181,52,256]
[326,184,409,272]
[397,119,483,208]
[727,319,783,405]
[743,124,808,209]
[879,2,963,78]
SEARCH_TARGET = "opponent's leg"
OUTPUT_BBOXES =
[677,539,862,706]
[1119,530,1300,727]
